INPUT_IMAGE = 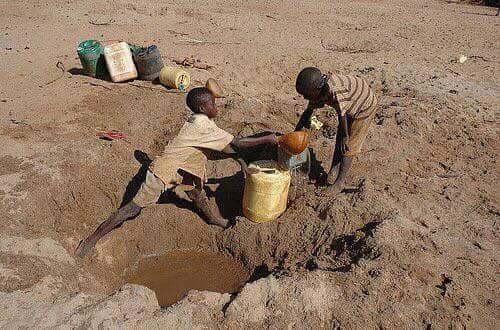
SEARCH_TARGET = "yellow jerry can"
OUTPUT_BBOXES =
[242,160,291,223]
[159,65,190,91]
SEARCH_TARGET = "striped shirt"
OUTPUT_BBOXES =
[327,73,377,119]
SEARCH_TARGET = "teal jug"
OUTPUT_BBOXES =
[77,40,106,78]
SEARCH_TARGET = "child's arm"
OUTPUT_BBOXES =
[231,134,278,149]
[337,111,350,155]
[222,134,278,175]
[222,144,253,175]
[295,103,315,131]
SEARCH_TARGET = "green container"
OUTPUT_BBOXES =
[77,40,106,78]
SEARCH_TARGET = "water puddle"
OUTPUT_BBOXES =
[125,251,249,307]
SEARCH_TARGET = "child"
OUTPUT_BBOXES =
[76,87,277,258]
[294,67,377,193]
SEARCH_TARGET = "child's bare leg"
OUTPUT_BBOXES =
[327,132,343,185]
[185,188,229,228]
[329,156,353,193]
[75,201,142,258]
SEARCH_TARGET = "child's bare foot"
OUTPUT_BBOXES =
[209,217,231,229]
[327,182,343,195]
[186,188,231,228]
[327,166,340,185]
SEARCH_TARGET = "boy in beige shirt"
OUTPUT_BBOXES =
[76,87,277,258]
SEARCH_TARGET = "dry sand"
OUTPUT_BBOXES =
[0,0,499,328]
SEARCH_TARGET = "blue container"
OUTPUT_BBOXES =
[133,45,164,81]
[277,147,310,175]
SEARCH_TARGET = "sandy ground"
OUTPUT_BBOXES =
[0,0,499,328]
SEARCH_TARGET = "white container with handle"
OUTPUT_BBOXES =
[103,42,138,82]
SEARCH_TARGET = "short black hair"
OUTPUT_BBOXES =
[296,67,328,98]
[186,87,214,113]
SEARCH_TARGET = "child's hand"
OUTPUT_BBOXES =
[238,158,258,178]
[242,166,259,179]
[245,167,260,175]
[269,133,280,144]
[309,100,325,109]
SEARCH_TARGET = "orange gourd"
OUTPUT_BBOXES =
[278,131,309,155]
[205,78,224,98]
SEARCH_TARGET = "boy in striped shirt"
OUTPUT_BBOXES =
[295,67,377,194]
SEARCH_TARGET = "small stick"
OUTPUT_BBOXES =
[469,55,498,63]
[363,147,382,154]
[128,82,186,94]
[10,119,29,125]
[89,20,114,26]
[436,173,461,179]
[167,29,189,36]
[172,58,213,70]
[175,37,241,45]
[84,81,112,90]
[320,39,376,54]
[177,37,205,44]
[40,61,65,87]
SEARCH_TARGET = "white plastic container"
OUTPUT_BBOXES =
[103,42,138,82]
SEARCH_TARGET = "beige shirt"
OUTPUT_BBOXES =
[149,113,234,185]
[327,73,377,119]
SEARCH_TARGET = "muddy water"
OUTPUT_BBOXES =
[125,251,249,307]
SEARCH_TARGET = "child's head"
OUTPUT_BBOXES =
[186,87,218,118]
[296,67,331,103]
